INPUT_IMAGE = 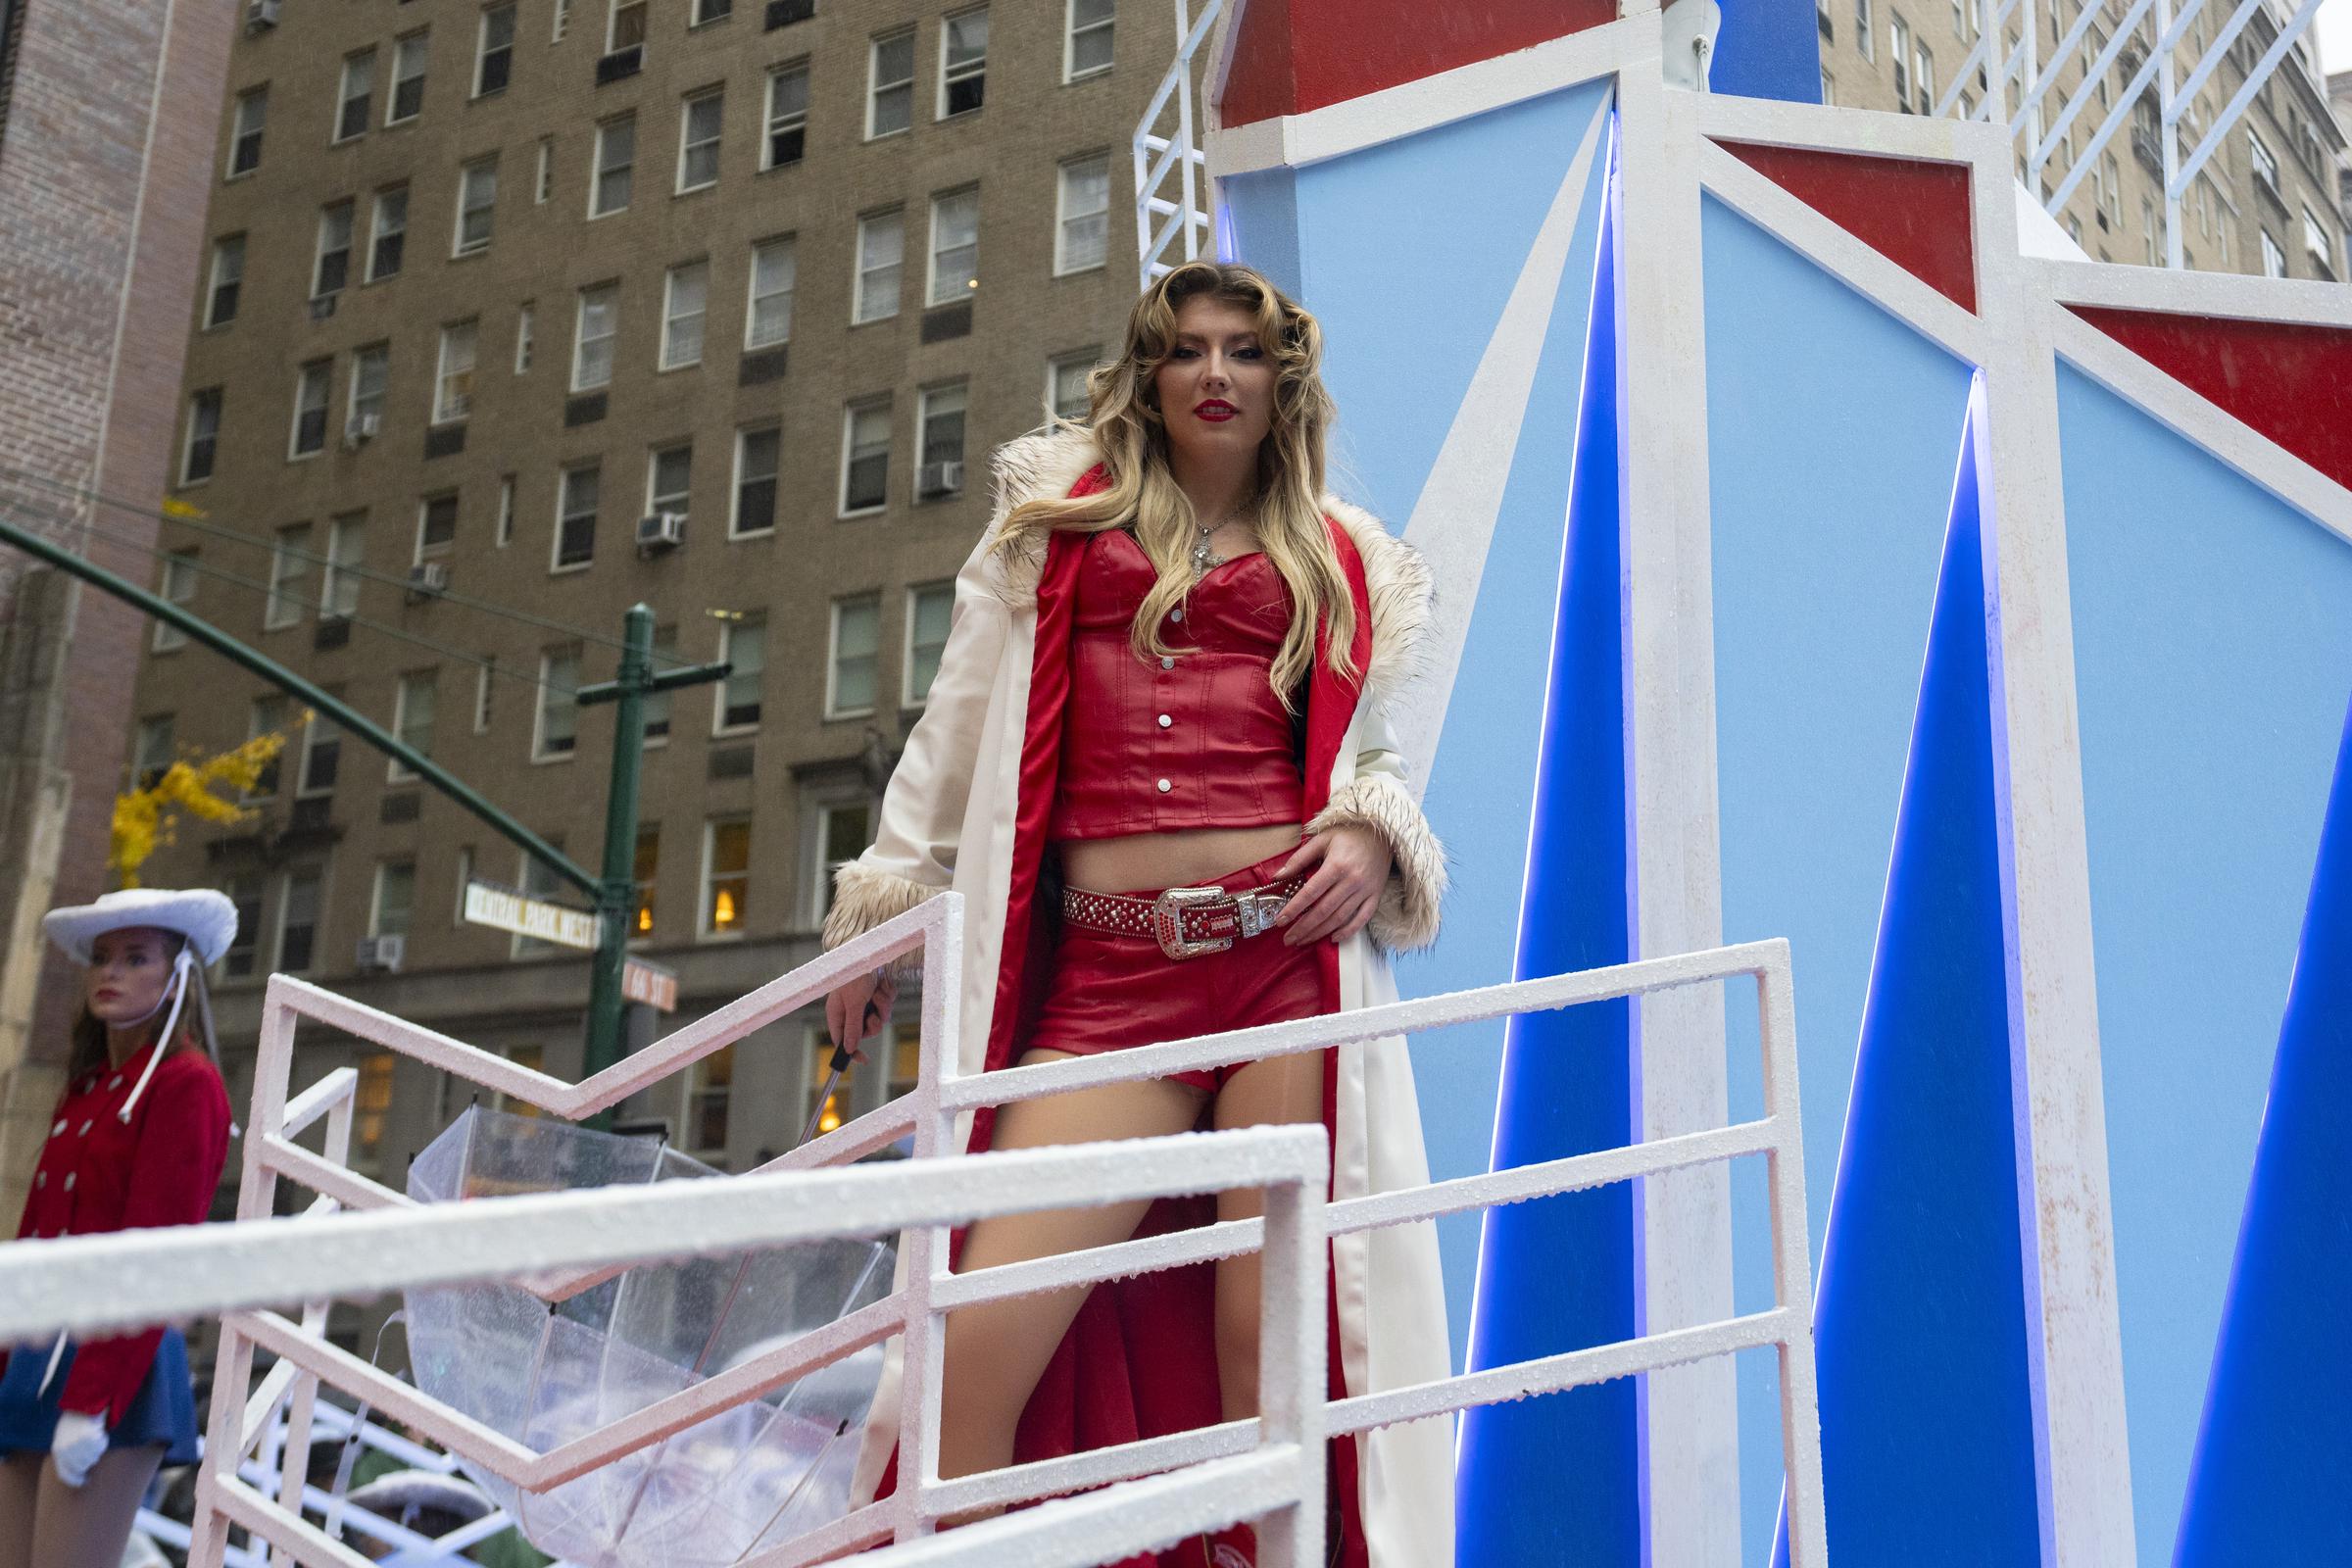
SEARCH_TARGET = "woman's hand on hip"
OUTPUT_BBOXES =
[1273,825,1392,947]
[824,970,898,1056]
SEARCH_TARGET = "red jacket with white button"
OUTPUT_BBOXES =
[13,1036,232,1424]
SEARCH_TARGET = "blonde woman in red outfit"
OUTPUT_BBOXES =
[821,262,1456,1568]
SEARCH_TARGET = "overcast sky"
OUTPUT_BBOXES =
[2317,0,2349,76]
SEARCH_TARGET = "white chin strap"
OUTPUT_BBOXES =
[115,949,194,1124]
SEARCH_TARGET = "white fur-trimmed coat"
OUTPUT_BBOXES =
[823,424,1456,1566]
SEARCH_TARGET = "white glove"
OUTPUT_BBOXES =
[50,1410,107,1488]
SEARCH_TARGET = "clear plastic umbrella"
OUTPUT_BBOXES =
[403,1107,893,1568]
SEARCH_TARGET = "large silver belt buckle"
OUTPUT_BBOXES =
[1151,885,1234,959]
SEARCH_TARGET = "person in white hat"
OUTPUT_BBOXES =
[0,888,236,1568]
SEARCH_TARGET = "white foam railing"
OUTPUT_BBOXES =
[0,889,1828,1567]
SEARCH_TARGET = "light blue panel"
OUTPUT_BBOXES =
[1700,193,1978,1562]
[2055,364,2352,1564]
[1228,80,1615,1366]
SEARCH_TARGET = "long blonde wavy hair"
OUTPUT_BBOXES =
[994,261,1356,706]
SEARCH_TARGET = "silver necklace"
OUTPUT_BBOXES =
[1190,500,1253,579]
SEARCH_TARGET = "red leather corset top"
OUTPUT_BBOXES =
[1051,527,1306,841]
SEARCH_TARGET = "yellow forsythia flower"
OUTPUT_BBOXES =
[110,730,291,886]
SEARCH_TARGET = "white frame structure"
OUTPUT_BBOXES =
[0,883,1831,1566]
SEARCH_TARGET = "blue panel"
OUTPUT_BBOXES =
[1217,165,1300,300]
[2055,365,2352,1563]
[2177,695,2352,1564]
[1454,145,1640,1567]
[1712,0,1827,103]
[1770,396,2039,1566]
[1699,193,1979,1561]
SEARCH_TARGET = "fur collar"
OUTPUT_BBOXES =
[983,423,1432,705]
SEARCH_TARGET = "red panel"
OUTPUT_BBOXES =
[1715,139,1977,314]
[1218,0,1616,128]
[2070,306,2352,494]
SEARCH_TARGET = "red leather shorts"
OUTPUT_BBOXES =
[1027,848,1327,1094]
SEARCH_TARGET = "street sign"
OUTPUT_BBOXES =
[622,957,678,1013]
[464,881,601,950]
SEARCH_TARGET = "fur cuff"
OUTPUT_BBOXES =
[1307,773,1446,953]
[821,862,945,978]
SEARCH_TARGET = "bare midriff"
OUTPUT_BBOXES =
[1058,821,1302,897]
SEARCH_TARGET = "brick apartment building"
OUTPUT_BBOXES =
[124,0,1172,1218]
[1819,0,2348,275]
[0,0,241,1227]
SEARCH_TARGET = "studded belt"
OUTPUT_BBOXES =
[1059,878,1303,959]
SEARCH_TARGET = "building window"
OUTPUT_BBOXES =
[646,443,692,520]
[1889,14,1911,106]
[677,89,724,192]
[916,381,965,498]
[733,425,780,536]
[153,551,199,652]
[132,714,175,791]
[368,186,408,280]
[298,699,341,796]
[927,186,979,304]
[552,0,571,42]
[2143,197,2159,266]
[662,261,708,368]
[1065,0,1112,78]
[593,116,636,217]
[868,28,914,138]
[205,235,244,327]
[854,209,903,322]
[747,236,795,348]
[2303,205,2334,276]
[390,671,437,780]
[535,645,581,758]
[455,158,498,255]
[276,868,321,974]
[827,593,880,717]
[2099,152,2121,229]
[556,466,600,568]
[641,627,676,741]
[315,201,355,298]
[940,7,987,118]
[515,302,535,373]
[323,513,365,618]
[388,32,428,124]
[243,696,288,798]
[684,1044,732,1154]
[1854,0,1872,58]
[2261,229,2286,278]
[632,825,660,933]
[336,50,376,142]
[329,362,381,458]
[353,1054,395,1160]
[764,63,808,169]
[702,817,752,936]
[715,614,764,731]
[497,473,516,546]
[372,860,416,939]
[416,492,459,559]
[2249,127,2278,196]
[1049,349,1099,421]
[608,0,648,52]
[229,87,267,177]
[1911,39,1933,114]
[1055,155,1109,274]
[905,582,952,706]
[290,360,332,458]
[267,522,311,629]
[810,800,872,923]
[841,399,890,514]
[474,659,496,732]
[534,136,553,202]
[182,389,221,484]
[223,875,264,979]
[476,4,516,96]
[573,282,618,390]
[513,845,570,957]
[434,320,477,423]
[694,0,732,23]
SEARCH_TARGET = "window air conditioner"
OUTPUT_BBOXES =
[916,460,963,498]
[343,412,381,448]
[636,512,687,551]
[355,934,405,972]
[407,562,450,597]
[245,0,280,31]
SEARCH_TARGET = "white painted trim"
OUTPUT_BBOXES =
[1694,86,2010,166]
[2031,254,2352,326]
[1204,19,1640,175]
[1694,140,1987,365]
[2045,306,2352,544]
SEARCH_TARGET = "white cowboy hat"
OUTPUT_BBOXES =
[41,887,239,967]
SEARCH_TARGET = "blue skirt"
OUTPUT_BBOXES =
[0,1329,201,1464]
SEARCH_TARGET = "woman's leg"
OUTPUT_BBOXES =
[938,1051,1210,1486]
[0,1453,40,1568]
[1210,1047,1326,1424]
[26,1442,163,1568]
